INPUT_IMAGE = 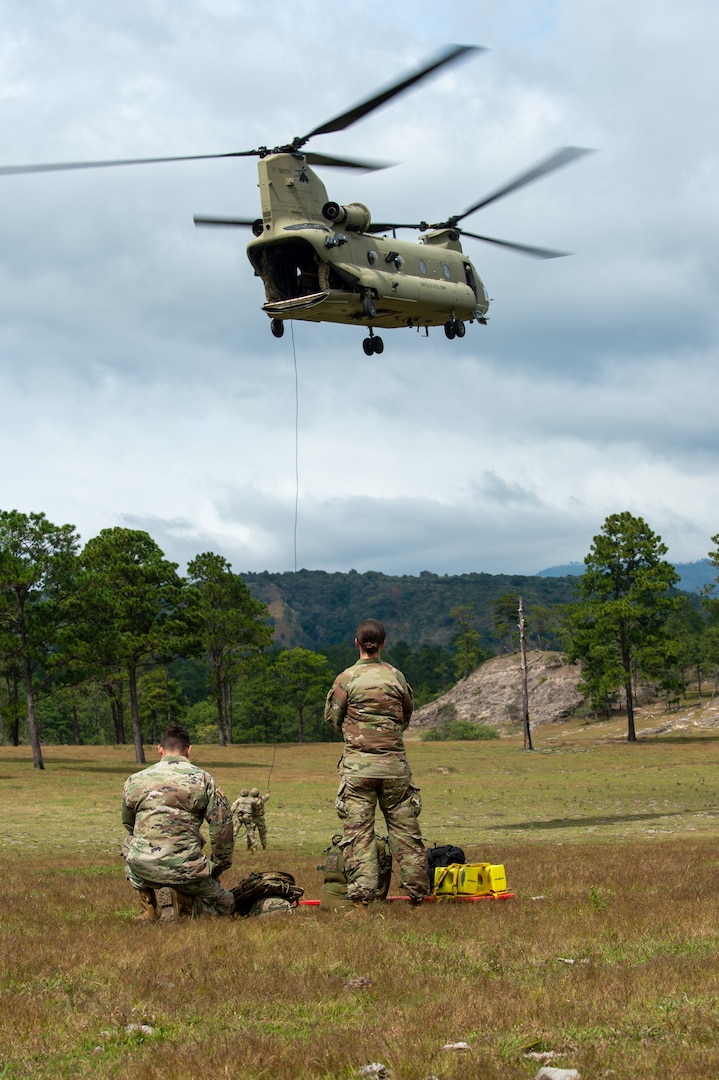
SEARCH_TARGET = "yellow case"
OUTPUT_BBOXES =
[433,862,509,897]
[457,863,491,895]
[456,863,508,896]
[487,864,507,894]
[432,864,460,894]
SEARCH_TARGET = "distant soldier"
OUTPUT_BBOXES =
[231,788,257,851]
[324,618,429,915]
[250,787,270,850]
[121,724,235,922]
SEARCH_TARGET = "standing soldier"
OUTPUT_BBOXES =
[231,788,257,851]
[250,787,271,850]
[121,724,235,922]
[324,618,429,915]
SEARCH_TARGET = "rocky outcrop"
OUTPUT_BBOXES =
[411,651,583,732]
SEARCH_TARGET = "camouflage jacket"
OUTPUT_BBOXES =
[230,795,254,825]
[250,793,270,821]
[324,658,414,779]
[121,755,233,885]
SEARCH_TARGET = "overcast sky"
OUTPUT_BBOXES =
[1,0,717,576]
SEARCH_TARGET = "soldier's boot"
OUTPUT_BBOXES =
[176,892,200,918]
[156,887,181,923]
[135,888,158,922]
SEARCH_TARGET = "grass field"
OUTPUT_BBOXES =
[2,716,719,1078]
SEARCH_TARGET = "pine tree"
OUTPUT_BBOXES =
[564,511,679,742]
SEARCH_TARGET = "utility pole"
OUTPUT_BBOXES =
[518,596,533,750]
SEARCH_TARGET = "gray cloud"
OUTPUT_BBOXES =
[1,0,718,579]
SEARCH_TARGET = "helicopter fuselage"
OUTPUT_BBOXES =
[246,154,489,332]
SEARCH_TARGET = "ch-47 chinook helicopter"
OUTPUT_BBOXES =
[0,45,591,355]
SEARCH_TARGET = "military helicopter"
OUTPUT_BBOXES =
[0,45,591,355]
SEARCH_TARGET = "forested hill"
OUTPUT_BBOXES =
[239,569,579,651]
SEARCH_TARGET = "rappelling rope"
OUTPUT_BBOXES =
[291,320,299,576]
[266,321,300,792]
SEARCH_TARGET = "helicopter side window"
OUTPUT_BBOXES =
[464,262,479,301]
[419,259,428,275]
[367,250,378,266]
[443,264,452,280]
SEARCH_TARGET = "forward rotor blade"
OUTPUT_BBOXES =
[461,230,571,259]
[456,146,595,220]
[302,44,483,141]
[193,215,256,228]
[0,149,259,177]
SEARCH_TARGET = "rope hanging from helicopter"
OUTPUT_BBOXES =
[265,318,300,793]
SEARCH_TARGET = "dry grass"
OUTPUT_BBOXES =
[3,720,719,1078]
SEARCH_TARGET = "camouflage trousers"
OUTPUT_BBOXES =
[335,775,429,903]
[234,817,258,851]
[125,864,235,916]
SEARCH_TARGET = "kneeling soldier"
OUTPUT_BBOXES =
[121,725,235,922]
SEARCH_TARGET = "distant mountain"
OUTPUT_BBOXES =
[536,562,585,577]
[538,559,716,594]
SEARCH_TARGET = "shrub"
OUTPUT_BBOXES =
[421,719,499,741]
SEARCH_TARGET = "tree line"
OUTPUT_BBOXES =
[2,508,718,764]
[0,511,497,767]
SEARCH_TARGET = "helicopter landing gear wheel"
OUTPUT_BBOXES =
[444,320,456,340]
[270,318,285,339]
[363,296,377,319]
[362,332,384,356]
[454,319,466,338]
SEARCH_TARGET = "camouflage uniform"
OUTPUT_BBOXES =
[250,788,270,850]
[324,658,429,903]
[231,789,257,851]
[121,754,235,916]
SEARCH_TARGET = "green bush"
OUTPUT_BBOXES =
[421,720,499,741]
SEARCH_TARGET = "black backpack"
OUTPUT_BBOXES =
[426,844,466,888]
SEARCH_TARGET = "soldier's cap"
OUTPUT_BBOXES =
[250,787,260,797]
[240,788,249,796]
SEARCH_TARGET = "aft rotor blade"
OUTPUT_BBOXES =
[364,221,424,234]
[302,44,483,141]
[461,229,571,259]
[0,149,259,177]
[457,146,595,220]
[193,215,257,228]
[304,151,390,171]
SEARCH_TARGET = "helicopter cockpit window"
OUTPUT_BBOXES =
[367,250,378,266]
[443,264,452,280]
[419,259,428,275]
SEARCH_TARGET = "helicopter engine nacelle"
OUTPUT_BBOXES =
[322,201,371,233]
